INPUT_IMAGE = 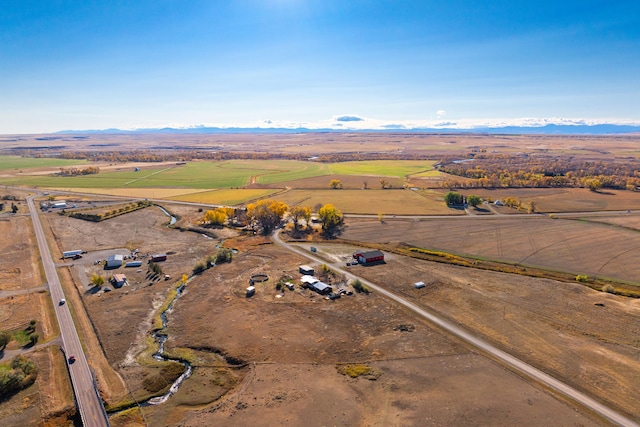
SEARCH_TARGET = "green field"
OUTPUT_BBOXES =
[0,159,434,189]
[328,160,435,177]
[0,155,85,171]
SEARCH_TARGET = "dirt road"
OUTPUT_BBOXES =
[272,229,639,427]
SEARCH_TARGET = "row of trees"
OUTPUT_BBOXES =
[439,154,640,190]
[202,199,343,237]
[329,179,393,189]
[445,191,537,213]
[58,166,100,176]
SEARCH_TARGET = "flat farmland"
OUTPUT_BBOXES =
[277,188,460,215]
[327,160,435,177]
[342,215,640,284]
[169,188,279,205]
[0,155,85,172]
[461,188,640,213]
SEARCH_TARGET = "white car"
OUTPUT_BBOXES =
[59,298,66,305]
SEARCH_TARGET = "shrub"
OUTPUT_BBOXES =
[602,284,616,294]
[215,248,233,264]
[575,275,589,283]
[352,279,370,294]
[192,262,207,275]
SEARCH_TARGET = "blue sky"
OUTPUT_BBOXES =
[1,0,639,133]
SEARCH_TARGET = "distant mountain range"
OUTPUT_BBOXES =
[57,123,640,135]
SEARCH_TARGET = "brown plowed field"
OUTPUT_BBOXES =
[341,216,640,283]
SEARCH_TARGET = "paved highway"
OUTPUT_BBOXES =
[27,196,110,427]
[273,229,639,427]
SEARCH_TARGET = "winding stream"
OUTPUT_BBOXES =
[143,283,193,406]
[141,206,191,406]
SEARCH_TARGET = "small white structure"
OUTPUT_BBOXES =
[414,281,426,289]
[494,200,503,206]
[106,254,124,268]
[246,286,255,297]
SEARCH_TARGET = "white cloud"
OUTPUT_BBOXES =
[335,115,365,122]
[436,110,446,118]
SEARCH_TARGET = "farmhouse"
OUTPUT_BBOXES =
[106,254,124,268]
[311,281,333,295]
[111,274,127,288]
[300,275,319,287]
[353,250,385,265]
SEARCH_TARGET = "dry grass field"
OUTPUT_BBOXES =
[341,215,640,284]
[277,188,460,215]
[461,187,640,213]
[0,194,75,426]
[33,203,615,426]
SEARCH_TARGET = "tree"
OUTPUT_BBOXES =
[467,195,482,207]
[29,334,38,346]
[380,179,391,189]
[181,274,189,284]
[527,201,537,214]
[203,208,228,226]
[289,205,311,230]
[246,199,289,234]
[11,203,18,214]
[318,204,343,237]
[90,273,105,287]
[0,330,10,350]
[444,191,464,206]
[329,179,343,189]
[584,177,603,192]
[378,212,385,222]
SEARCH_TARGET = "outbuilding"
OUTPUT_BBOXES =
[125,260,142,268]
[112,274,127,288]
[299,265,314,275]
[106,254,124,268]
[151,254,167,262]
[414,281,426,289]
[311,281,332,295]
[353,250,385,265]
